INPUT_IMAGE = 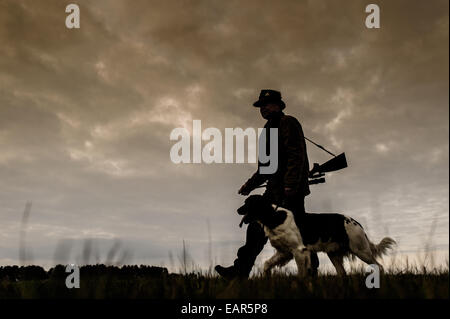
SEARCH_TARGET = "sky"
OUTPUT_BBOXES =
[0,0,448,272]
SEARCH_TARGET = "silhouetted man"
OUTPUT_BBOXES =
[215,89,319,279]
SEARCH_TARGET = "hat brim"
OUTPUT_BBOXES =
[253,99,286,109]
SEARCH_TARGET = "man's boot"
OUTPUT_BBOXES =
[214,265,239,281]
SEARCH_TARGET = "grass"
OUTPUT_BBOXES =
[5,203,448,299]
[0,263,448,299]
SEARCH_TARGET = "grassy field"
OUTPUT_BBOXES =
[0,264,448,299]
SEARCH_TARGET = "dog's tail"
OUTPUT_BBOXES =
[369,237,396,258]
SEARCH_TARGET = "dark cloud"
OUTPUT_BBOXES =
[0,0,448,268]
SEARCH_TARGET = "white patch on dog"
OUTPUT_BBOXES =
[344,217,371,253]
[261,208,304,253]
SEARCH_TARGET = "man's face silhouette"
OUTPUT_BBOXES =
[259,103,281,120]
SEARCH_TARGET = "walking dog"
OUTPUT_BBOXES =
[238,195,396,276]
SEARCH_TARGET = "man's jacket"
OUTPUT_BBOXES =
[245,112,310,202]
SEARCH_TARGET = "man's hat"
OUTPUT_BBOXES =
[253,89,286,109]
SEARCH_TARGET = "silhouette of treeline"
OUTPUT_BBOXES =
[0,265,168,281]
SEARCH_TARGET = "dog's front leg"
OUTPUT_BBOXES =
[293,247,311,277]
[263,251,290,276]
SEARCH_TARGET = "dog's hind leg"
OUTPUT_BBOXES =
[347,223,384,273]
[327,253,346,276]
[354,250,384,273]
[263,251,292,275]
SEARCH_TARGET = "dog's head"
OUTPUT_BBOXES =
[237,195,274,227]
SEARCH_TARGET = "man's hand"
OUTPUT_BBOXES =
[238,183,252,196]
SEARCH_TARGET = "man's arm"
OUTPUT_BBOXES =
[238,169,268,195]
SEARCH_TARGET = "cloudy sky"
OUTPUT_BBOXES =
[0,0,448,271]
